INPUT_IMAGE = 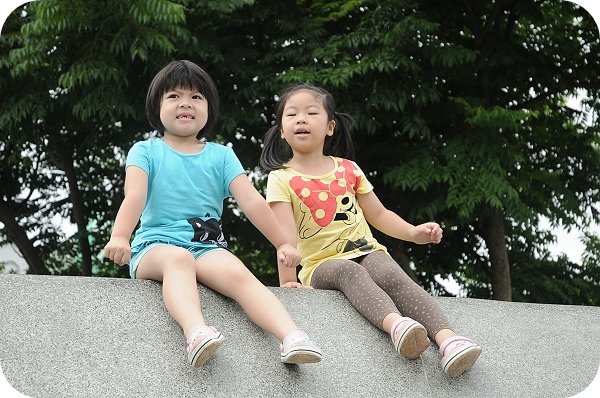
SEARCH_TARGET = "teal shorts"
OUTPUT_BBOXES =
[128,241,227,279]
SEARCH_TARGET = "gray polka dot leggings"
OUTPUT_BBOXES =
[310,250,452,339]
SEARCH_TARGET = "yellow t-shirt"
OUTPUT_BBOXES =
[266,157,387,286]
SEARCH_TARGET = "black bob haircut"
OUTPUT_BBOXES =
[145,60,219,139]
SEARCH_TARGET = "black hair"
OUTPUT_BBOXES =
[145,60,219,139]
[259,83,355,171]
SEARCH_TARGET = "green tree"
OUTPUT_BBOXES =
[1,0,194,276]
[181,0,329,284]
[276,0,600,302]
[1,0,599,305]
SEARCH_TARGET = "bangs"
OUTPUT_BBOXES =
[145,60,219,138]
[158,66,208,96]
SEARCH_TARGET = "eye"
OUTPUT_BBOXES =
[192,94,204,100]
[166,93,179,99]
[286,113,297,117]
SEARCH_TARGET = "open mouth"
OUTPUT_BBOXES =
[176,115,194,119]
[295,130,309,135]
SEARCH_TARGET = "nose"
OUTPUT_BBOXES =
[179,102,191,108]
[296,114,307,124]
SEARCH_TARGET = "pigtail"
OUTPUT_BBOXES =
[260,125,293,171]
[328,111,356,161]
[260,82,357,171]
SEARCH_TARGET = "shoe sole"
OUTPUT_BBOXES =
[442,344,482,377]
[188,334,224,368]
[396,322,430,359]
[281,349,322,364]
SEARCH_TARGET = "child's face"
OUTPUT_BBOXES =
[280,90,335,154]
[159,86,209,138]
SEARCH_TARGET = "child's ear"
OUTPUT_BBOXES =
[327,120,336,136]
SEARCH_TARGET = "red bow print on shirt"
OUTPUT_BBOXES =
[289,159,361,228]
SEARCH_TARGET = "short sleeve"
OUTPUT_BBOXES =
[222,146,246,194]
[126,141,150,174]
[351,160,374,195]
[266,171,292,204]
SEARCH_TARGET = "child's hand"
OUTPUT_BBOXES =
[277,243,302,268]
[413,222,443,244]
[103,237,132,266]
[281,281,314,289]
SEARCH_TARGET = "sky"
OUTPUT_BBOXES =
[1,1,599,397]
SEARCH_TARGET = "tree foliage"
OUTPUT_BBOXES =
[273,0,600,303]
[1,0,599,304]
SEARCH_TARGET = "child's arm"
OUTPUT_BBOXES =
[103,166,148,266]
[229,174,302,271]
[269,201,312,289]
[358,191,442,244]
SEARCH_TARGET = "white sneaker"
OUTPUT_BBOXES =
[280,330,322,364]
[186,326,224,367]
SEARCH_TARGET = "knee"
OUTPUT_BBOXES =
[337,261,370,283]
[163,249,196,274]
[205,257,256,286]
[373,264,400,282]
[224,265,255,286]
[365,256,409,285]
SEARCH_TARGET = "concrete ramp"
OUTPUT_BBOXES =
[1,274,599,398]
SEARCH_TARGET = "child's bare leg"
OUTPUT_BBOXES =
[196,250,298,341]
[136,245,225,367]
[136,245,207,336]
[197,250,322,364]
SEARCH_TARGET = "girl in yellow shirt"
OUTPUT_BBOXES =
[260,83,481,377]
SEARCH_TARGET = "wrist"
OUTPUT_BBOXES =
[411,226,419,243]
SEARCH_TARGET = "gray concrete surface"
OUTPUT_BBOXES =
[0,274,599,398]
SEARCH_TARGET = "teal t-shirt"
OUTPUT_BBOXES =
[126,138,245,254]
